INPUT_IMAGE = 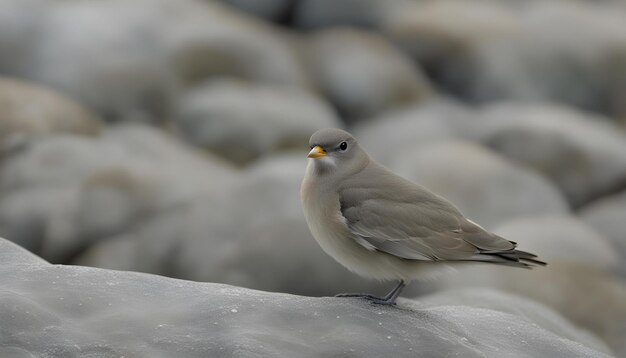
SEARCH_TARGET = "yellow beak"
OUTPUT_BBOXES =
[307,145,327,158]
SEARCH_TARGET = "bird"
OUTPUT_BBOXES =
[300,128,546,305]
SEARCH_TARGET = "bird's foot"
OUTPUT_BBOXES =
[334,293,397,305]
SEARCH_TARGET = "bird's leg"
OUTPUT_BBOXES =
[334,280,406,305]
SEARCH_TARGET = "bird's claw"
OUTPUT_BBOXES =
[334,293,397,305]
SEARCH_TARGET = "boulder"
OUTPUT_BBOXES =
[0,124,235,263]
[475,103,626,208]
[174,80,340,165]
[0,237,612,357]
[580,190,626,277]
[220,0,294,22]
[0,77,102,153]
[432,214,626,356]
[383,0,626,119]
[353,98,477,165]
[389,140,569,228]
[293,0,401,29]
[494,215,620,272]
[305,28,431,122]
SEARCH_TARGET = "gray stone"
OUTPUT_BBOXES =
[470,1,626,119]
[382,0,518,98]
[0,237,612,357]
[383,0,626,119]
[27,0,177,122]
[174,80,340,165]
[389,140,569,229]
[305,28,431,122]
[293,0,410,29]
[353,98,477,165]
[476,103,626,208]
[0,0,51,75]
[1,0,308,122]
[580,190,626,277]
[0,77,102,153]
[0,124,235,263]
[432,214,626,355]
[494,215,620,272]
[220,0,293,22]
[164,0,308,88]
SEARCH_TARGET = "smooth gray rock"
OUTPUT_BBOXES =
[383,0,626,119]
[27,0,177,122]
[475,103,626,208]
[305,28,431,122]
[580,190,626,277]
[0,124,235,263]
[0,0,51,75]
[353,98,477,165]
[1,0,307,122]
[221,0,293,22]
[494,215,620,272]
[0,237,613,357]
[389,140,569,229]
[0,76,102,153]
[163,0,308,88]
[382,0,518,98]
[174,80,340,165]
[73,153,386,297]
[469,1,626,119]
[293,0,403,29]
[432,214,626,356]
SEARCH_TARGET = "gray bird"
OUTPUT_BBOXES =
[301,128,545,305]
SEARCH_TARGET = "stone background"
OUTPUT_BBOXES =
[1,0,625,356]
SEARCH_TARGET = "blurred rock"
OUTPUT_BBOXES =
[353,98,477,165]
[580,190,626,277]
[0,0,52,75]
[432,213,626,355]
[26,0,177,122]
[0,237,612,357]
[306,28,432,122]
[174,80,340,165]
[419,288,611,356]
[494,215,620,272]
[0,187,77,254]
[389,140,569,229]
[382,0,518,97]
[0,77,102,153]
[1,0,308,122]
[0,124,235,263]
[164,0,308,88]
[471,1,626,119]
[383,0,626,118]
[475,103,626,208]
[74,153,386,297]
[220,0,294,22]
[293,0,406,29]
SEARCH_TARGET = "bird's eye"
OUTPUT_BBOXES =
[339,141,348,151]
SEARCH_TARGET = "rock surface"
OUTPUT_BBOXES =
[0,237,613,358]
[580,190,626,277]
[0,77,102,152]
[383,0,626,119]
[432,214,626,356]
[0,124,235,263]
[305,28,431,122]
[475,103,626,208]
[389,140,569,229]
[174,80,340,165]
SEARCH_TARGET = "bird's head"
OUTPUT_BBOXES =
[307,128,368,177]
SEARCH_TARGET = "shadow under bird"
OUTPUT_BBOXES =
[301,128,546,305]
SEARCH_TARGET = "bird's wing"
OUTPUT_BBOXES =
[339,163,516,261]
